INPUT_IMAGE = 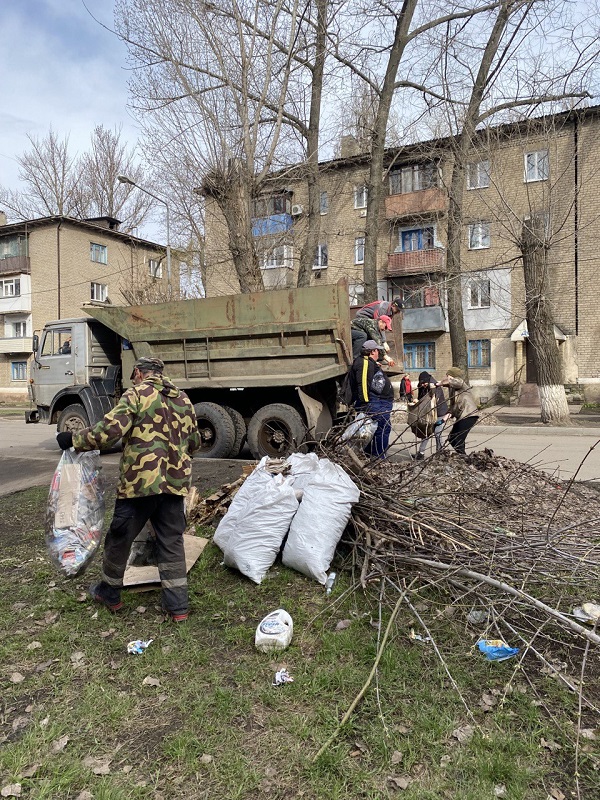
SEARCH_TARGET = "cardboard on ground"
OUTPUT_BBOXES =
[123,534,208,590]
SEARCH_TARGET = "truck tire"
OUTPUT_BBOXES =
[57,404,89,434]
[247,403,307,459]
[223,406,247,458]
[194,402,236,459]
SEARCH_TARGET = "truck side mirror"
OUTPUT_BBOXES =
[32,334,39,353]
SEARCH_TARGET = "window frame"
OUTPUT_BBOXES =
[354,185,368,209]
[90,242,108,264]
[13,321,26,337]
[0,278,21,298]
[262,244,293,270]
[468,277,491,309]
[468,339,491,367]
[11,361,28,381]
[320,191,329,215]
[389,163,438,195]
[149,258,163,279]
[467,221,491,250]
[524,149,549,183]
[90,282,108,302]
[399,226,435,252]
[313,243,328,270]
[466,160,490,190]
[403,342,436,371]
[354,236,365,264]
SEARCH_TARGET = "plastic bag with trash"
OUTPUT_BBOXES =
[477,639,519,662]
[339,412,378,445]
[45,449,104,577]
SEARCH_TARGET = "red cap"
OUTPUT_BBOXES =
[379,315,392,331]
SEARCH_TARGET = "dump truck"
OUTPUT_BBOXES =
[26,281,355,459]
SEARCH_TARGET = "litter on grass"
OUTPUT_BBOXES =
[127,639,153,655]
[477,639,519,662]
[273,669,294,686]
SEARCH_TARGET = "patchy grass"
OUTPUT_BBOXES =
[0,487,598,799]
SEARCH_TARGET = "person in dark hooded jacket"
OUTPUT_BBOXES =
[413,371,448,460]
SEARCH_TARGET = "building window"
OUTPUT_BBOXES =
[320,191,329,215]
[468,339,491,367]
[524,150,549,183]
[11,361,27,381]
[262,245,293,269]
[149,259,163,279]
[468,277,491,308]
[355,237,365,264]
[399,227,434,252]
[252,193,292,217]
[13,321,26,337]
[90,242,108,264]
[404,342,435,370]
[354,185,368,209]
[389,163,437,195]
[468,222,490,250]
[91,282,108,302]
[466,160,490,189]
[0,278,21,298]
[313,244,328,269]
[349,283,365,306]
[0,234,27,259]
[401,284,440,308]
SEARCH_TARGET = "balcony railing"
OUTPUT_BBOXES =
[387,248,445,276]
[0,337,32,354]
[0,256,30,275]
[385,187,447,220]
[403,306,446,333]
[251,214,293,237]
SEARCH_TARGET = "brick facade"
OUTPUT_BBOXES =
[0,217,171,401]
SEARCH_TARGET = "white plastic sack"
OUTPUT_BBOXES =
[282,458,360,584]
[286,452,320,498]
[223,473,299,584]
[339,412,378,445]
[213,456,270,552]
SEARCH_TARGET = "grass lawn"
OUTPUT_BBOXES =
[0,486,598,799]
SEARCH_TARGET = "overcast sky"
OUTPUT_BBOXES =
[0,0,149,226]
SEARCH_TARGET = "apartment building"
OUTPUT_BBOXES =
[0,214,170,402]
[203,106,600,402]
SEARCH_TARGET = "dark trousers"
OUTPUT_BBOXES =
[365,397,393,458]
[448,416,478,454]
[98,495,188,614]
[351,329,368,358]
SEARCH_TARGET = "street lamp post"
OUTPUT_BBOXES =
[117,175,171,282]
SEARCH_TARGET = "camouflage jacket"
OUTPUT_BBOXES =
[350,316,385,346]
[72,376,200,499]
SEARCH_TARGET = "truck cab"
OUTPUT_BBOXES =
[27,318,121,432]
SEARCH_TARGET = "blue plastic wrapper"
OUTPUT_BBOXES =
[127,639,153,655]
[477,639,519,662]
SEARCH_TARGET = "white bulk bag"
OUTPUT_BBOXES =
[282,458,360,584]
[213,457,270,552]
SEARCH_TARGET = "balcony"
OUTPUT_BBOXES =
[0,294,31,313]
[251,214,293,237]
[387,248,445,277]
[0,337,32,354]
[385,188,447,220]
[0,256,30,275]
[403,306,446,333]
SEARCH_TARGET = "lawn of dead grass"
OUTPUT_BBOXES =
[0,486,598,800]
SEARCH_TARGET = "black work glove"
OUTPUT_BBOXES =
[56,431,74,450]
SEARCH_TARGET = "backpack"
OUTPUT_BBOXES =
[340,370,355,406]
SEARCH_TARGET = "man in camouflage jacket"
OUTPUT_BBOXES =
[57,357,200,621]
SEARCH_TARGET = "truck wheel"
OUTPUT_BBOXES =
[223,406,247,458]
[57,404,89,434]
[247,404,307,459]
[194,402,236,459]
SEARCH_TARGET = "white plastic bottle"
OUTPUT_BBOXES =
[254,609,294,653]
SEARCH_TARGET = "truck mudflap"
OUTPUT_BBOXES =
[297,386,333,440]
[25,409,39,424]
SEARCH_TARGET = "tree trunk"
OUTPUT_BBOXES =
[363,0,418,301]
[521,217,570,424]
[445,154,469,374]
[206,161,263,294]
[297,0,327,288]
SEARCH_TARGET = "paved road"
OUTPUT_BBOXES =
[1,418,600,496]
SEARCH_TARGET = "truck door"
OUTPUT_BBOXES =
[31,326,74,408]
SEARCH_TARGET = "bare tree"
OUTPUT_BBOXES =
[0,129,78,219]
[74,125,152,231]
[520,214,570,423]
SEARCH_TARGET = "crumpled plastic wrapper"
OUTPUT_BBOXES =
[272,668,294,686]
[127,639,153,655]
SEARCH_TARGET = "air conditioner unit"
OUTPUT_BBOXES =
[291,204,303,216]
[359,209,367,217]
